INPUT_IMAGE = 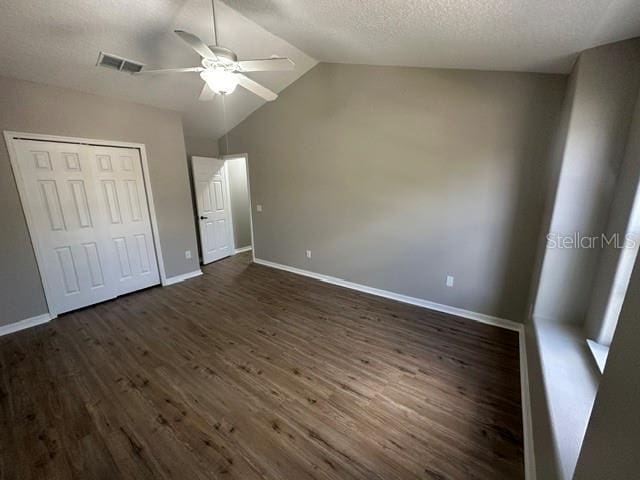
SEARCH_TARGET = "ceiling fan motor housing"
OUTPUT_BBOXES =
[207,46,238,63]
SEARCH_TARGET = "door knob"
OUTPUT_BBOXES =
[200,215,208,220]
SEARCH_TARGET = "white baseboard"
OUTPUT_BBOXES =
[163,269,203,286]
[0,313,55,337]
[0,257,535,478]
[253,258,521,331]
[253,256,534,478]
[234,246,253,254]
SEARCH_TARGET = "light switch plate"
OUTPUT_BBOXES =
[256,204,263,212]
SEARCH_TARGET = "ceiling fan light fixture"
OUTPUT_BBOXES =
[200,69,238,95]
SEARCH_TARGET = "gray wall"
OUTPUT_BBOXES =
[585,86,640,344]
[221,63,566,321]
[525,60,578,320]
[572,66,640,477]
[534,38,640,324]
[184,135,220,158]
[226,157,252,249]
[0,75,200,326]
[524,63,577,480]
[525,38,640,480]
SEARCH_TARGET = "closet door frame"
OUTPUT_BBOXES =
[4,131,167,317]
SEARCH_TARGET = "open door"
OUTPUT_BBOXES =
[192,156,234,264]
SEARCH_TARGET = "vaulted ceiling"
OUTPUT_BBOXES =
[225,0,640,73]
[0,0,317,139]
[1,0,640,141]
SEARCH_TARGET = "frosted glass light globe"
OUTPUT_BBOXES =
[200,70,238,95]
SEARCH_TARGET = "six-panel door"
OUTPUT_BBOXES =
[192,156,233,264]
[89,146,160,295]
[14,139,160,314]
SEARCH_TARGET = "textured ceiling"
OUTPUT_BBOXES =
[1,1,639,142]
[0,0,317,139]
[223,0,640,73]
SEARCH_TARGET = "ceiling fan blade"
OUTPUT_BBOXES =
[199,83,216,102]
[134,67,204,75]
[174,30,218,60]
[237,58,295,72]
[236,74,278,101]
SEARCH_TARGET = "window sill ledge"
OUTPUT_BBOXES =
[533,317,601,479]
[585,339,609,374]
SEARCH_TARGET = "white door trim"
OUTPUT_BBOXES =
[222,153,254,261]
[223,160,236,254]
[3,130,167,316]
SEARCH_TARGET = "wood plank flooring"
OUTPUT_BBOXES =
[0,252,523,479]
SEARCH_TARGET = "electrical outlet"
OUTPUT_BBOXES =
[446,275,454,287]
[185,250,192,259]
[306,250,312,259]
[256,204,263,212]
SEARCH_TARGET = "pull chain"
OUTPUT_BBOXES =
[222,94,230,153]
[213,0,228,152]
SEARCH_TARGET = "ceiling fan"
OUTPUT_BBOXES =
[134,0,295,102]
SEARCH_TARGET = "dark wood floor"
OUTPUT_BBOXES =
[0,252,523,479]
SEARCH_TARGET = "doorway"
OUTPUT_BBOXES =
[191,155,252,265]
[224,154,253,255]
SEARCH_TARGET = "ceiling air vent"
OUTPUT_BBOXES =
[96,52,144,74]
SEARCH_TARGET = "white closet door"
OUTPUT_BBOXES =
[13,140,118,314]
[89,146,160,295]
[192,156,233,264]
